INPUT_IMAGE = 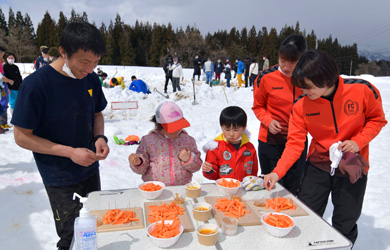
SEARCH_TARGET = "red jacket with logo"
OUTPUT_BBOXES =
[273,76,387,179]
[252,66,303,144]
[203,133,259,181]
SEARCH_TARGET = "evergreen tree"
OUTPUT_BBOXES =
[36,11,56,48]
[247,25,257,58]
[0,8,8,34]
[56,11,68,45]
[8,8,16,33]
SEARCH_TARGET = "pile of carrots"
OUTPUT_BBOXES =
[102,209,139,225]
[140,182,163,192]
[265,197,296,212]
[218,178,240,188]
[263,213,294,228]
[149,217,182,239]
[148,202,185,223]
[215,198,250,218]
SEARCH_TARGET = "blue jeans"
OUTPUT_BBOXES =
[206,72,213,83]
[226,78,231,87]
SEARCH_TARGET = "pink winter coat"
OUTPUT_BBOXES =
[130,128,202,186]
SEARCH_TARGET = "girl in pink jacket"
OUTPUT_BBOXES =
[128,101,202,186]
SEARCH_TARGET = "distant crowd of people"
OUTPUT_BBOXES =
[162,53,270,91]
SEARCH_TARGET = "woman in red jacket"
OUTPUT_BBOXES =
[252,34,307,195]
[264,50,387,244]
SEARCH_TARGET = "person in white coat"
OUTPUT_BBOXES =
[170,57,184,92]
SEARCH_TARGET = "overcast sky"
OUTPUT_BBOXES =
[1,0,390,56]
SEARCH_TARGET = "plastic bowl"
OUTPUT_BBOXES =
[147,220,184,248]
[138,181,165,200]
[260,212,295,237]
[215,178,241,195]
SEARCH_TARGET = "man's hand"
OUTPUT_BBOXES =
[263,172,279,191]
[179,148,191,163]
[70,148,99,167]
[128,153,142,166]
[269,120,282,134]
[95,137,109,160]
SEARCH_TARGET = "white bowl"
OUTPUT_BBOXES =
[215,178,241,195]
[260,212,295,237]
[147,220,184,248]
[138,181,165,200]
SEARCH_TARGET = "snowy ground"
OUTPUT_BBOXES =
[1,63,389,250]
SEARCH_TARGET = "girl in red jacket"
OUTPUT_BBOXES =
[264,50,387,244]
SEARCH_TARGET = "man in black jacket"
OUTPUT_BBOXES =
[193,54,202,81]
[163,55,173,93]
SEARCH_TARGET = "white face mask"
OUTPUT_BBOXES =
[43,57,48,62]
[62,58,77,79]
[7,59,14,65]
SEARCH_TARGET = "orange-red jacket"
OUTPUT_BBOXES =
[273,76,387,179]
[203,133,259,181]
[252,65,303,144]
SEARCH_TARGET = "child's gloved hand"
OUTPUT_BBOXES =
[241,176,264,191]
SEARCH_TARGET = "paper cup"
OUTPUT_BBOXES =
[185,183,201,198]
[197,224,219,246]
[222,217,238,236]
[192,202,212,221]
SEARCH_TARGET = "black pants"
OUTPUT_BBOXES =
[298,163,367,245]
[250,73,257,87]
[164,75,173,92]
[45,170,101,250]
[258,139,307,195]
[193,70,200,80]
[244,74,249,87]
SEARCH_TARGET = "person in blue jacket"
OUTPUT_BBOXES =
[237,58,245,87]
[129,75,151,94]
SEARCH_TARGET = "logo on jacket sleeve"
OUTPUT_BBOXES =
[223,151,232,160]
[220,164,233,175]
[344,100,359,116]
[244,161,253,174]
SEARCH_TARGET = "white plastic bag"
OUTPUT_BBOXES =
[329,141,343,176]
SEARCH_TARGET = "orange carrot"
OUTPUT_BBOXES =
[263,213,294,228]
[214,198,249,218]
[265,197,296,212]
[149,218,181,238]
[102,209,139,225]
[218,178,240,188]
[148,202,185,223]
[140,182,163,192]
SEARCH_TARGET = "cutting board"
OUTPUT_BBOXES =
[204,196,262,227]
[90,207,144,233]
[144,200,194,232]
[247,196,309,219]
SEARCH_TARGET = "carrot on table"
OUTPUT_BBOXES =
[149,217,182,239]
[140,182,163,192]
[148,202,185,223]
[263,213,294,228]
[102,209,139,225]
[265,197,296,212]
[218,178,240,188]
[214,198,249,218]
